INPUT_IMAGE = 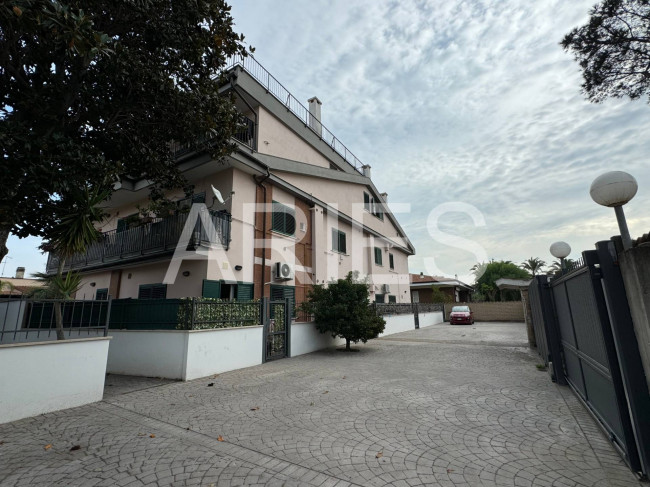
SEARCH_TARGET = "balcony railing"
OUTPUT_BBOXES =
[227,54,365,175]
[46,210,231,274]
[170,116,255,158]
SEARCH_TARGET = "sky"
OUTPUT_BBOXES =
[5,0,650,284]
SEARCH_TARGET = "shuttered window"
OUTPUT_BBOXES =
[389,253,395,270]
[202,279,221,298]
[375,293,385,303]
[388,295,396,303]
[96,288,108,300]
[236,282,254,301]
[374,247,383,266]
[364,192,371,211]
[332,229,347,254]
[138,284,167,299]
[271,201,296,236]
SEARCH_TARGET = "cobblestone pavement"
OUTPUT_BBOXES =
[0,322,643,486]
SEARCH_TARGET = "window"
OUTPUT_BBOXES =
[95,288,108,300]
[374,247,383,266]
[389,253,395,270]
[388,295,397,303]
[412,290,420,303]
[271,201,296,236]
[363,192,384,220]
[375,294,385,303]
[138,284,167,299]
[332,228,347,254]
[202,280,254,301]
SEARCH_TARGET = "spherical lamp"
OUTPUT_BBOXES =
[550,241,571,272]
[590,171,638,249]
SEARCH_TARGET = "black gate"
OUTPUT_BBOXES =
[529,240,650,477]
[262,297,291,362]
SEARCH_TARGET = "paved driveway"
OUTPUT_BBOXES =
[0,322,642,486]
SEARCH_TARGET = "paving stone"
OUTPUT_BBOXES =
[0,322,644,486]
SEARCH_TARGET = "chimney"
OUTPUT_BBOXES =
[380,192,388,202]
[362,165,372,178]
[15,267,25,279]
[307,97,322,137]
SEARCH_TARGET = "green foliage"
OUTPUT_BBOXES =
[430,286,453,303]
[177,298,260,330]
[521,257,546,277]
[301,272,386,350]
[0,0,250,258]
[30,271,82,299]
[562,0,650,103]
[472,260,529,302]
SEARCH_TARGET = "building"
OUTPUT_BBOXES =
[0,267,45,298]
[47,55,415,310]
[410,273,473,303]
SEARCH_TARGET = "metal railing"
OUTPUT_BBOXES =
[227,54,365,175]
[0,298,111,345]
[170,115,255,157]
[46,210,231,273]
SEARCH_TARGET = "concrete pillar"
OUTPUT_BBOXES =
[307,97,322,137]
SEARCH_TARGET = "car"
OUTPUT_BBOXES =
[449,305,474,325]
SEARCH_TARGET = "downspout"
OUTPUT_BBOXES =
[254,166,271,298]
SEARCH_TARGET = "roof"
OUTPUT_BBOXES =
[409,273,473,290]
[409,273,446,283]
[0,277,45,296]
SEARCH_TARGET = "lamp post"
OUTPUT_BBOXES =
[550,241,571,272]
[590,171,638,250]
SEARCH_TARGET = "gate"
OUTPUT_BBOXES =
[262,297,291,362]
[533,241,650,477]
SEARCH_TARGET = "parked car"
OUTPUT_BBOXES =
[449,305,474,325]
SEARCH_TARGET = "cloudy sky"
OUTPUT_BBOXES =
[5,0,650,283]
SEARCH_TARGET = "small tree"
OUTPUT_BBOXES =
[521,257,546,277]
[301,272,385,351]
[431,285,453,303]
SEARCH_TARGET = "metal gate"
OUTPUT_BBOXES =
[529,241,650,477]
[262,297,291,362]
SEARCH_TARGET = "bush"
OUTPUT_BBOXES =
[301,272,385,351]
[177,298,261,330]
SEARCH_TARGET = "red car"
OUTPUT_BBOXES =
[449,305,474,325]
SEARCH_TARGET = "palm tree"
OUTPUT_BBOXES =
[521,257,546,277]
[39,187,106,340]
[549,258,576,274]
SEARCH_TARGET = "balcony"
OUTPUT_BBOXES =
[170,116,255,158]
[46,210,231,274]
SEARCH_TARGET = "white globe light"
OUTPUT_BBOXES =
[590,171,638,207]
[550,241,571,259]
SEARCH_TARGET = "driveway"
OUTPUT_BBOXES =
[0,322,641,486]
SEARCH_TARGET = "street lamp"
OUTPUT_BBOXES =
[550,241,571,272]
[590,171,638,250]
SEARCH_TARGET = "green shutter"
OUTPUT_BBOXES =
[96,288,108,300]
[236,282,254,301]
[340,231,346,254]
[116,219,126,233]
[271,201,295,236]
[202,279,221,298]
[374,247,382,266]
[375,294,384,303]
[389,253,394,269]
[388,295,396,303]
[364,192,370,211]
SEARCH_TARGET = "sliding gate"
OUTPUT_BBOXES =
[531,241,650,477]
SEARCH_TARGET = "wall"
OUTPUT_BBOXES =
[379,314,415,336]
[107,330,187,379]
[256,106,332,169]
[184,326,263,380]
[619,246,650,393]
[290,322,345,356]
[444,302,524,322]
[107,327,264,380]
[419,311,444,328]
[0,337,110,424]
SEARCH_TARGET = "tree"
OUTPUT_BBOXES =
[0,0,251,261]
[431,285,453,303]
[301,272,386,351]
[473,260,530,302]
[33,186,105,339]
[562,1,650,103]
[521,257,546,277]
[549,258,577,274]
